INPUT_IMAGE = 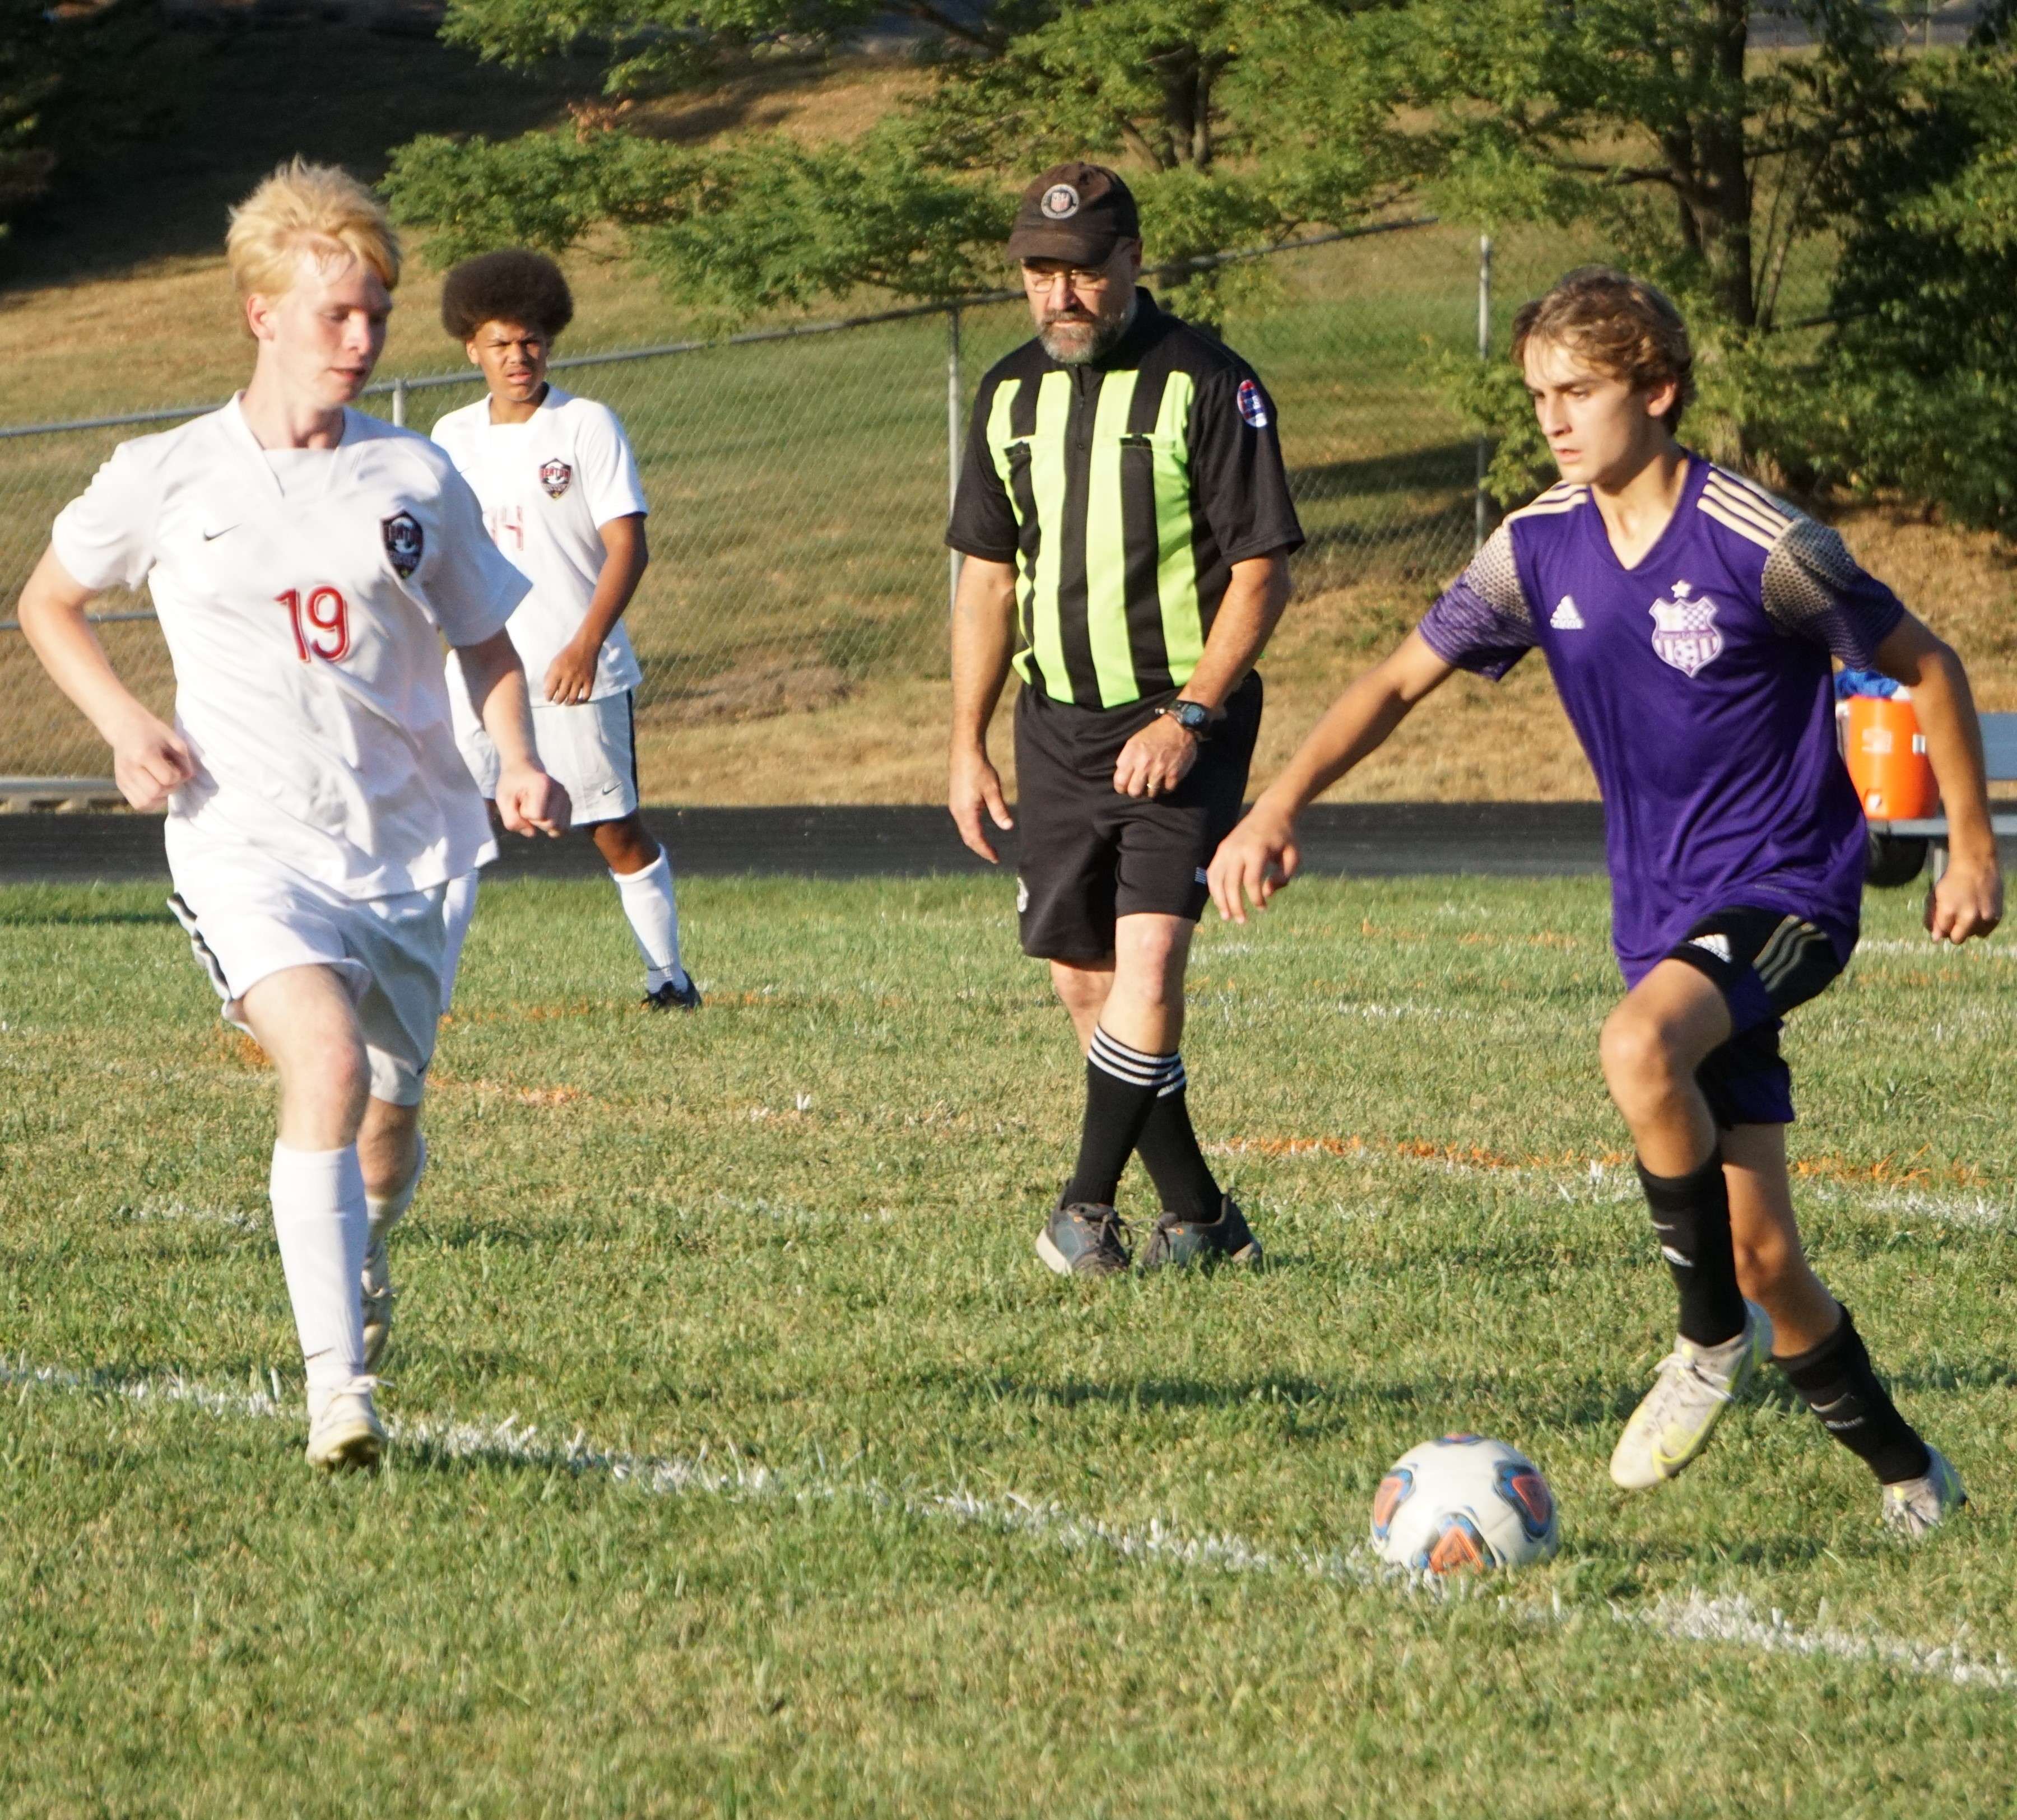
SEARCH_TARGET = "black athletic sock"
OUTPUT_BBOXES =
[1063,1028,1177,1208]
[1777,1307,1931,1486]
[1637,1151,1747,1347]
[1133,1063,1221,1219]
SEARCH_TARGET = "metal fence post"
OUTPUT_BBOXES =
[392,378,408,430]
[1475,233,1493,552]
[946,305,963,612]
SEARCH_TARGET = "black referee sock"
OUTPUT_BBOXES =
[1777,1307,1931,1486]
[1135,1066,1221,1219]
[1063,1028,1177,1208]
[1637,1151,1747,1347]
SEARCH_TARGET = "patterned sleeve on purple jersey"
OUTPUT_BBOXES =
[1759,516,1907,670]
[1415,524,1539,681]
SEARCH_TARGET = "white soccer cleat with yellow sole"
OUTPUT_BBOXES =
[1610,1300,1773,1491]
[1882,1446,1967,1542]
[305,1381,385,1473]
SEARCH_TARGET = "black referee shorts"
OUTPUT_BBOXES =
[1661,904,1851,1128]
[1012,674,1262,962]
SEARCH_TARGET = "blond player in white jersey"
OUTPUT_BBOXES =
[17,162,568,1473]
[433,249,697,1012]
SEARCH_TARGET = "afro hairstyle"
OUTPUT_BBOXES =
[441,249,575,343]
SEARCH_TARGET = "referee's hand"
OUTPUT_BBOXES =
[949,748,1014,864]
[1209,807,1300,925]
[1113,716,1199,798]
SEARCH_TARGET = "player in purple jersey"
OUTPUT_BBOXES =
[1209,269,2002,1539]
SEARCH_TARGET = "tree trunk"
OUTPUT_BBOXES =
[1690,0,1755,327]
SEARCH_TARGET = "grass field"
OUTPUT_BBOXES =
[6,870,2017,1814]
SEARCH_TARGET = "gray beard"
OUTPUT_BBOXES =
[1040,299,1135,366]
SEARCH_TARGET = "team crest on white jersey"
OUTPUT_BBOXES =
[1648,580,1722,677]
[382,511,424,579]
[1550,594,1584,630]
[538,458,573,499]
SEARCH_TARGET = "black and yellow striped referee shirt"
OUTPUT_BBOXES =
[946,290,1304,710]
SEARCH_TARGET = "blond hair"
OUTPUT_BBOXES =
[226,158,401,300]
[1512,266,1695,431]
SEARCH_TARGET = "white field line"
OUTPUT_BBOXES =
[1855,939,2017,961]
[1212,1142,2015,1224]
[1635,1591,2017,1693]
[7,1356,2013,1696]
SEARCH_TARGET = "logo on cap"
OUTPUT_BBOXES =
[1237,378,1270,429]
[1040,183,1081,220]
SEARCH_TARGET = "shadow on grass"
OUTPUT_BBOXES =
[919,1366,1637,1437]
[0,907,173,927]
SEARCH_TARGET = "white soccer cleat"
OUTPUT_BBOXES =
[1610,1300,1774,1491]
[361,1225,395,1371]
[305,1380,386,1473]
[1882,1446,1967,1542]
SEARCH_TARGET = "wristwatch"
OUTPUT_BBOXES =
[1155,699,1215,742]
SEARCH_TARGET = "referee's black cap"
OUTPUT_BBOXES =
[1006,162,1140,266]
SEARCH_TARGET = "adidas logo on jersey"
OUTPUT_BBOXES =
[1550,595,1584,630]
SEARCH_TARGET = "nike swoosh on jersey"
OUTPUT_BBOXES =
[202,525,239,542]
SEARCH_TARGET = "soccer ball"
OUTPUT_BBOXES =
[1369,1434,1559,1574]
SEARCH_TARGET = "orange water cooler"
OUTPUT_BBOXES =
[1842,691,1939,820]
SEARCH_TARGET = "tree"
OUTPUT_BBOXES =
[385,0,1412,318]
[0,0,197,250]
[1392,2,2014,507]
[1791,25,2017,532]
[1375,0,1925,333]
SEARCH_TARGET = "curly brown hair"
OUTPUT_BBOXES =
[1511,267,1695,431]
[440,249,575,343]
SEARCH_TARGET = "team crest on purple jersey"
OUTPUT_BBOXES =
[1648,580,1722,677]
[382,511,424,578]
[539,459,573,499]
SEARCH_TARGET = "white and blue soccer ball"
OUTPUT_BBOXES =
[1370,1434,1559,1574]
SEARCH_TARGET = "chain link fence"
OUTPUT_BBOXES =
[0,220,1612,799]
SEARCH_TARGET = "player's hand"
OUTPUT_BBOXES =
[542,641,599,707]
[949,747,1013,864]
[1925,848,2002,944]
[108,706,197,812]
[496,764,570,838]
[1207,804,1301,924]
[1113,714,1200,799]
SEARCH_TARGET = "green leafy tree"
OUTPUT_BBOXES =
[0,0,197,249]
[1792,24,2017,532]
[1389,2,2017,514]
[385,0,1412,319]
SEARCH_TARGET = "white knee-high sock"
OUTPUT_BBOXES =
[611,850,685,989]
[270,1143,369,1395]
[439,871,480,1014]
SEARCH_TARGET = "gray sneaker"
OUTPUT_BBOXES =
[1882,1446,1967,1541]
[1035,1197,1131,1277]
[1139,1195,1263,1270]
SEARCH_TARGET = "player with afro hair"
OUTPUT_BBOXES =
[433,248,701,1025]
[440,248,575,343]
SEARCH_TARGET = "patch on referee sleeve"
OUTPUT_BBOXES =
[1237,379,1270,429]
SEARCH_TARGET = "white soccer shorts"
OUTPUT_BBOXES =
[453,688,639,826]
[168,873,452,1106]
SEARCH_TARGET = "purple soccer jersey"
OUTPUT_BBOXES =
[1419,457,1906,983]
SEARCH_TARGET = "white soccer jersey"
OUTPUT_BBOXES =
[431,384,649,704]
[52,397,528,900]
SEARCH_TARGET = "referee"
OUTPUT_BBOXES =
[946,161,1304,1276]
